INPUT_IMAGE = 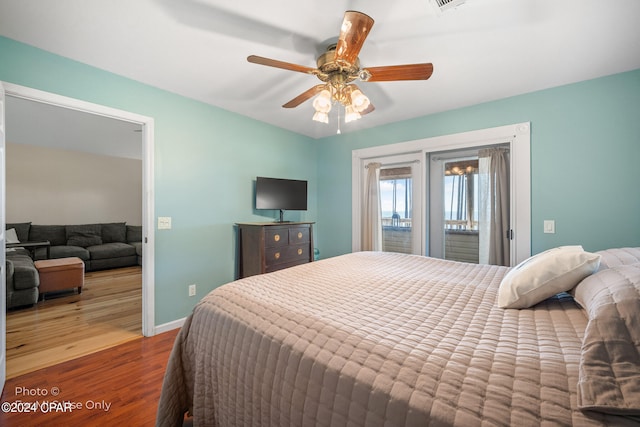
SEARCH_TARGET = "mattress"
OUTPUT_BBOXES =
[156,251,638,426]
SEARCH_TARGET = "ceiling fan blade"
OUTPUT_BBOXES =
[282,85,326,108]
[247,55,317,75]
[334,11,375,65]
[362,63,434,82]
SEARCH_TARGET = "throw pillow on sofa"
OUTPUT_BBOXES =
[6,228,20,244]
[66,224,103,248]
[126,225,142,243]
[6,222,31,242]
[67,232,103,248]
[101,222,127,243]
[30,225,67,246]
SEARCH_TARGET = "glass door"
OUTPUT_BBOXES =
[441,157,480,263]
[358,152,423,255]
[380,165,415,254]
[429,145,511,265]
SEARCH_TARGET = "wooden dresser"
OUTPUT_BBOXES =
[236,222,314,278]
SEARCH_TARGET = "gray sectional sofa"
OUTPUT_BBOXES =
[5,222,142,309]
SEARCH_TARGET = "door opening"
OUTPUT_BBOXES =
[429,144,510,265]
[0,82,155,385]
[380,164,415,254]
[358,153,423,255]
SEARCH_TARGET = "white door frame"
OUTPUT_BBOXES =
[1,82,155,337]
[352,122,531,265]
[1,81,7,392]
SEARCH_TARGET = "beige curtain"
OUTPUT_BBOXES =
[478,148,510,266]
[361,162,382,251]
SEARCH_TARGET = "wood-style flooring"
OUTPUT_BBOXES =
[0,328,180,426]
[6,266,143,379]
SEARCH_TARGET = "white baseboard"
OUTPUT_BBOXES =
[154,317,187,335]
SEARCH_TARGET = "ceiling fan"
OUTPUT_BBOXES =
[247,11,434,126]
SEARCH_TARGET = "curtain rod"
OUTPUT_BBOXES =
[430,142,511,162]
[365,159,420,168]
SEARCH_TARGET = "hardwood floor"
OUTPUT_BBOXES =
[6,266,143,379]
[0,328,180,426]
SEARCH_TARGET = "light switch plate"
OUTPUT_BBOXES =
[543,220,555,234]
[158,216,172,230]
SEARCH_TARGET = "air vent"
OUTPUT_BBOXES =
[431,0,466,13]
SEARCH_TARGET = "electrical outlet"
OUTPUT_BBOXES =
[189,284,196,297]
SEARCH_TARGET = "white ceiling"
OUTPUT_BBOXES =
[1,0,639,140]
[5,96,143,160]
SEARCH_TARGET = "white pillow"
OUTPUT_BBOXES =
[498,246,601,309]
[5,228,20,244]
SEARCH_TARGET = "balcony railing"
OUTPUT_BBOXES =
[381,217,412,228]
[444,219,478,230]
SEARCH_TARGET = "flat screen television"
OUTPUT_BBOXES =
[255,177,307,222]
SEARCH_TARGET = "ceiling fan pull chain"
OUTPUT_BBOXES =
[337,107,342,134]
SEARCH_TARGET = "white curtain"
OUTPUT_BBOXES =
[478,148,510,266]
[361,162,382,251]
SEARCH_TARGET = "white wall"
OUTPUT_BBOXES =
[5,142,142,225]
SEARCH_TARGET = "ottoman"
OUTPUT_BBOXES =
[34,257,85,299]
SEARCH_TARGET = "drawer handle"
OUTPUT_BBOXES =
[297,232,303,239]
[297,248,303,255]
[274,252,280,260]
[274,234,280,242]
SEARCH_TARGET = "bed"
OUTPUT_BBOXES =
[156,248,640,426]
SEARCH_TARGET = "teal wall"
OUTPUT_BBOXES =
[2,35,639,326]
[0,37,317,325]
[315,68,640,258]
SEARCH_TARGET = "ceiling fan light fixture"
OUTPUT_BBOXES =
[344,105,361,123]
[312,111,329,124]
[350,89,370,113]
[312,89,332,112]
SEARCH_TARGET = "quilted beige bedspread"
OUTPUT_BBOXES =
[156,252,636,426]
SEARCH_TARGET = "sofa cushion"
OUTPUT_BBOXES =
[66,224,101,239]
[67,233,103,248]
[90,256,137,271]
[50,245,90,261]
[6,248,31,259]
[101,222,127,243]
[29,225,67,246]
[88,242,136,260]
[8,255,40,290]
[131,241,143,257]
[66,224,102,247]
[6,222,31,242]
[126,225,142,243]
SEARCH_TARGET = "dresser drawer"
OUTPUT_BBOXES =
[289,227,309,245]
[265,228,289,248]
[265,244,310,268]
